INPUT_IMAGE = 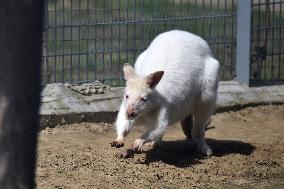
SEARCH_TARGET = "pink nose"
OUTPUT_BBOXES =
[126,107,135,118]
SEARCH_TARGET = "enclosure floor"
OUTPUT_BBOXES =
[36,105,284,189]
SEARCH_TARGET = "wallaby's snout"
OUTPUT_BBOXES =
[126,105,135,119]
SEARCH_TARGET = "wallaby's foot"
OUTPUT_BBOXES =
[110,141,124,148]
[115,139,144,159]
[147,141,156,148]
[116,139,144,159]
[197,143,213,156]
[129,144,141,153]
[147,140,162,148]
[129,139,144,152]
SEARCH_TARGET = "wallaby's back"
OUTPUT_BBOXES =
[134,30,219,116]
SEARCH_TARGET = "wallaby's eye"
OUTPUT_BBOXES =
[125,94,129,99]
[140,96,147,102]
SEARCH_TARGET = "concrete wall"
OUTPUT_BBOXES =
[40,81,284,130]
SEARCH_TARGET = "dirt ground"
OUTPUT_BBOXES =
[36,105,284,189]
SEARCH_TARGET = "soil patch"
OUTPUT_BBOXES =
[37,105,284,189]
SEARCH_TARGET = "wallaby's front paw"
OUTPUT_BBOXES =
[110,141,124,148]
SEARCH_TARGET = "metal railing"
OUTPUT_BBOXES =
[42,0,237,86]
[250,0,284,84]
[42,0,284,86]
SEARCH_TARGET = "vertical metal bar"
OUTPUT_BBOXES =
[180,0,182,15]
[141,0,145,49]
[70,0,74,82]
[179,0,182,30]
[133,0,137,60]
[118,0,122,84]
[86,0,90,81]
[110,0,113,78]
[62,0,65,82]
[78,0,81,82]
[217,0,220,37]
[94,0,97,81]
[78,26,81,82]
[279,1,282,79]
[164,0,168,31]
[187,0,190,14]
[258,0,271,80]
[217,0,220,77]
[271,0,275,80]
[172,0,175,28]
[154,0,159,37]
[223,0,227,79]
[201,0,204,36]
[257,0,262,80]
[43,45,47,85]
[44,0,49,84]
[194,0,197,33]
[209,0,212,41]
[126,0,129,62]
[231,0,236,78]
[187,0,190,32]
[236,0,252,86]
[102,0,106,76]
[54,0,57,82]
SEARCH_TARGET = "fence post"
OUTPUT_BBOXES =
[43,0,49,85]
[236,0,252,86]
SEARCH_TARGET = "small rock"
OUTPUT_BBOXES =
[81,114,86,122]
[90,88,96,93]
[97,87,104,94]
[64,82,72,87]
[61,118,66,124]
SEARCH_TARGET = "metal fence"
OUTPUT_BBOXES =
[250,0,284,84]
[42,0,237,86]
[42,0,284,86]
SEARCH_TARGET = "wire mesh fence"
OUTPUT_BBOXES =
[250,0,284,84]
[42,0,237,86]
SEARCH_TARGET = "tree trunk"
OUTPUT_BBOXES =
[0,1,43,188]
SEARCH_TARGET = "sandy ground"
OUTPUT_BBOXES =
[36,105,284,189]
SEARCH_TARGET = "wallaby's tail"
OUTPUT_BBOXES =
[181,115,212,138]
[181,114,193,138]
[204,56,220,84]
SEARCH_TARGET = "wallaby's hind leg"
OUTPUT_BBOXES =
[181,114,193,139]
[191,114,213,156]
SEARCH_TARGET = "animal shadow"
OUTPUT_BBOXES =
[143,138,255,167]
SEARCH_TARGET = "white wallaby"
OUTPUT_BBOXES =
[110,30,219,156]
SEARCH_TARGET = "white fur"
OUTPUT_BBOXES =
[115,30,219,155]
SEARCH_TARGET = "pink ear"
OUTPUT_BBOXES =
[123,63,135,80]
[146,71,164,88]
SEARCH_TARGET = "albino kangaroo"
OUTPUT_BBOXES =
[110,30,219,156]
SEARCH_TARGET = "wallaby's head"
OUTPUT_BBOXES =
[123,63,164,120]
